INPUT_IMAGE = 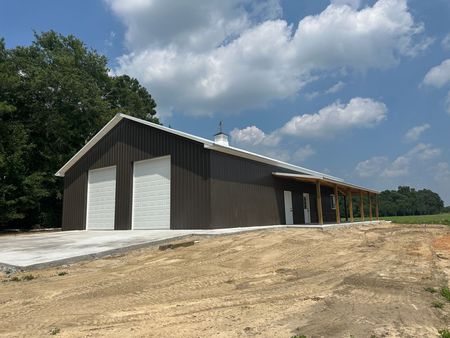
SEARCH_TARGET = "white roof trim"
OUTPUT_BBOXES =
[55,114,349,185]
[272,172,379,194]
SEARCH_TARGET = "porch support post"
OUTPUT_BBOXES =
[334,185,340,224]
[360,191,365,221]
[375,194,379,220]
[348,191,354,223]
[369,193,373,221]
[316,181,324,225]
[343,194,349,222]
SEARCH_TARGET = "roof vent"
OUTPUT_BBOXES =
[214,121,229,146]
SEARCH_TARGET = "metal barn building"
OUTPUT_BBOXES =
[56,114,379,230]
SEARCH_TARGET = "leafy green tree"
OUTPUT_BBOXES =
[378,186,444,216]
[0,32,158,229]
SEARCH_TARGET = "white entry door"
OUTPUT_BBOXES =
[132,156,171,230]
[303,193,311,224]
[284,191,294,225]
[86,166,116,230]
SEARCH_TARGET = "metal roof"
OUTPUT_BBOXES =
[55,113,374,194]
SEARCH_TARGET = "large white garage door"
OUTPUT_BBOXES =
[132,156,171,229]
[86,166,116,230]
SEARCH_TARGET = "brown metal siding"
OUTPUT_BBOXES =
[62,118,336,230]
[209,151,335,228]
[62,169,87,230]
[62,119,210,230]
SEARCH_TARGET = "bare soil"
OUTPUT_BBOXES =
[1,222,449,338]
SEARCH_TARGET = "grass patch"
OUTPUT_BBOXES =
[439,329,450,338]
[291,335,307,338]
[7,274,36,282]
[22,274,35,281]
[57,271,68,276]
[49,327,60,335]
[432,301,445,309]
[441,287,450,302]
[381,213,450,226]
[425,286,437,293]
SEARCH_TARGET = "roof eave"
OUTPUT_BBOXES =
[272,172,379,194]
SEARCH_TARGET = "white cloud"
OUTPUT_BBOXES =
[442,33,450,51]
[293,145,315,162]
[231,97,386,164]
[280,97,387,138]
[356,143,441,179]
[331,0,361,9]
[230,125,280,147]
[325,81,345,94]
[355,156,389,178]
[408,143,441,161]
[105,0,281,53]
[423,59,450,88]
[403,123,430,143]
[109,0,428,116]
[305,81,345,100]
[230,125,302,163]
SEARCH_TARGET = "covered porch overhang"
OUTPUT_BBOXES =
[273,172,380,225]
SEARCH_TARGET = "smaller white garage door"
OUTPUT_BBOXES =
[86,166,116,230]
[132,156,171,230]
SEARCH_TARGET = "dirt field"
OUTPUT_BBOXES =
[1,222,450,338]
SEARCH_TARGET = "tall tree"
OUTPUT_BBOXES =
[0,31,158,229]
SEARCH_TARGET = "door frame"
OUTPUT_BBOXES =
[303,192,311,224]
[284,190,294,225]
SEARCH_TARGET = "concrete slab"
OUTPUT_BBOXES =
[0,221,384,270]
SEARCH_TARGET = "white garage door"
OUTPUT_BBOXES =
[86,166,116,230]
[132,156,171,229]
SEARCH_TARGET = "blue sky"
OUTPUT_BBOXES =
[1,0,450,203]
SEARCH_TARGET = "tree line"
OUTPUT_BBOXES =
[338,186,447,218]
[378,186,445,216]
[0,31,159,229]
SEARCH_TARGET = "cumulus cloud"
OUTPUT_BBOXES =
[403,123,430,143]
[230,125,280,147]
[280,98,387,138]
[231,97,386,164]
[355,156,389,178]
[423,59,450,88]
[108,0,428,116]
[356,143,441,179]
[105,0,281,52]
[230,125,307,163]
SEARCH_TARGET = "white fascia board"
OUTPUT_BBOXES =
[272,172,321,180]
